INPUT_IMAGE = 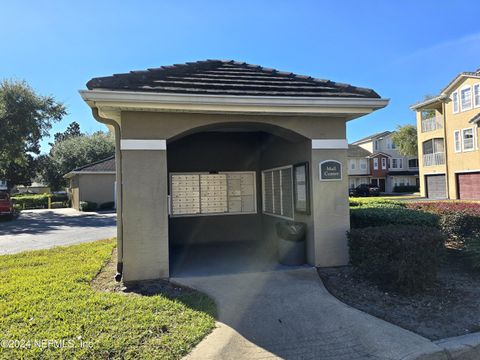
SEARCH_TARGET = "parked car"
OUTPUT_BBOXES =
[0,191,15,218]
[349,184,380,197]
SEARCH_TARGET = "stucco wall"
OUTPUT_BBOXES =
[259,135,313,263]
[121,111,346,140]
[119,110,350,280]
[70,177,80,210]
[121,150,169,281]
[311,149,350,267]
[78,174,115,207]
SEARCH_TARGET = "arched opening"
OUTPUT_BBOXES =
[167,122,313,277]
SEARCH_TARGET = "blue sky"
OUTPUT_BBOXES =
[1,0,479,153]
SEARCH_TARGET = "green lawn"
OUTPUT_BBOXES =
[0,240,216,359]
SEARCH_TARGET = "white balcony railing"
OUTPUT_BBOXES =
[421,116,443,132]
[423,152,445,166]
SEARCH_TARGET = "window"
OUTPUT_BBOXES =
[462,128,474,151]
[373,158,379,170]
[423,138,444,154]
[169,172,256,216]
[474,84,480,108]
[381,158,387,170]
[360,159,367,170]
[374,140,379,151]
[349,159,356,170]
[454,130,461,152]
[460,87,472,111]
[452,92,459,113]
[262,166,293,219]
[394,177,410,186]
[390,158,403,169]
[391,140,396,149]
[408,158,419,168]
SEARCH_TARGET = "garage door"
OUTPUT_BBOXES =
[457,172,480,200]
[426,174,446,199]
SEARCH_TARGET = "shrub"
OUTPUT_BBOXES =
[465,233,480,269]
[393,185,419,193]
[349,198,406,208]
[11,194,50,209]
[350,207,439,229]
[99,201,115,210]
[79,201,98,212]
[11,193,70,210]
[348,225,445,293]
[406,201,480,217]
[439,212,480,247]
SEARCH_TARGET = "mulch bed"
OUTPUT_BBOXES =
[318,251,480,340]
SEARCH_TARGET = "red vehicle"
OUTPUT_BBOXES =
[0,192,15,218]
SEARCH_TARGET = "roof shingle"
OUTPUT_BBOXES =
[347,145,372,157]
[72,156,115,173]
[86,60,380,98]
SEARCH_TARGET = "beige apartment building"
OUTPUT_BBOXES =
[411,69,480,200]
[80,60,388,282]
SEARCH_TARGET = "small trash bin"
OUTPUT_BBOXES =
[276,221,306,265]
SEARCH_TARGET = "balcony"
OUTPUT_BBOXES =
[422,152,445,166]
[421,116,443,132]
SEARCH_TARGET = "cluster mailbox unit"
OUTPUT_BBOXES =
[169,172,256,216]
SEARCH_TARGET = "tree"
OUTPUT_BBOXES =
[0,80,66,188]
[39,131,115,190]
[52,121,83,144]
[392,125,418,157]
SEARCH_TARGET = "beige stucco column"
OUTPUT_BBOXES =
[310,141,350,267]
[121,140,169,282]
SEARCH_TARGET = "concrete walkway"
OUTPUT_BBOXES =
[174,268,447,360]
[0,208,116,254]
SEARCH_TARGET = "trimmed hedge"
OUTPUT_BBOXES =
[350,207,439,229]
[465,233,480,269]
[439,212,480,246]
[349,198,406,208]
[406,202,480,246]
[393,185,419,193]
[406,201,480,217]
[79,201,98,212]
[11,193,69,210]
[348,225,445,293]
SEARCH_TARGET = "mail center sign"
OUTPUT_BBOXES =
[319,160,342,181]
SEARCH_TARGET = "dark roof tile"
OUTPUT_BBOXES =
[72,156,115,173]
[86,60,380,98]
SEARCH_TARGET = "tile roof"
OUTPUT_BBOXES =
[351,131,392,145]
[86,60,380,98]
[347,144,372,157]
[72,156,115,173]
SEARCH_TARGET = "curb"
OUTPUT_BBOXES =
[433,332,480,360]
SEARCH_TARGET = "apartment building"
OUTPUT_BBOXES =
[411,69,480,200]
[349,131,419,193]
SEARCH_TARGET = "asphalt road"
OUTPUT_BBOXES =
[0,208,116,255]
